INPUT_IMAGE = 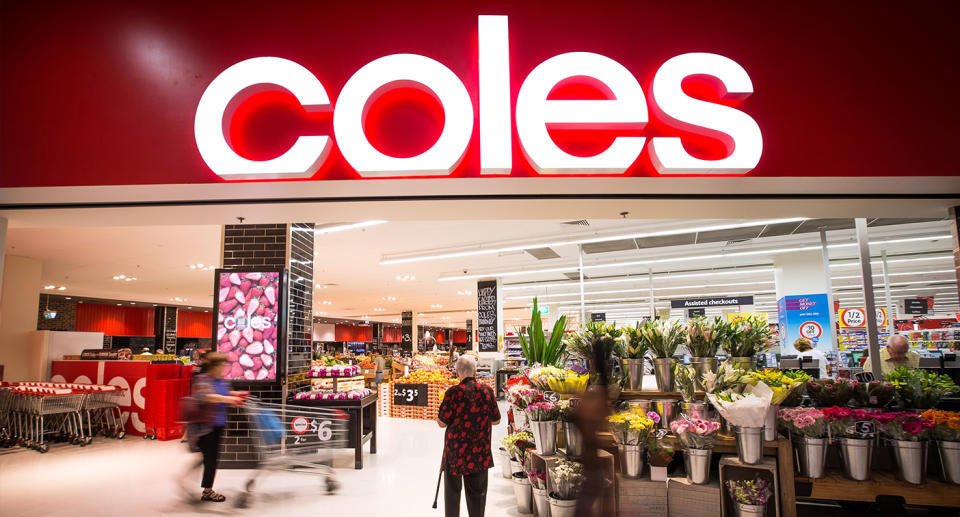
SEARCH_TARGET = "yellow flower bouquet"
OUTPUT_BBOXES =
[607,409,656,445]
[744,369,803,405]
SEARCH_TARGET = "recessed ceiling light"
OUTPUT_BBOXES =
[374,308,385,312]
[320,300,332,305]
[381,296,397,301]
[187,306,192,309]
[57,286,67,291]
[431,304,443,308]
[65,297,72,300]
[396,274,416,281]
[44,285,56,289]
[117,303,122,306]
[315,220,387,235]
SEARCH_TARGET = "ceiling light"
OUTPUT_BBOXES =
[117,303,122,306]
[374,308,385,312]
[457,290,473,296]
[320,300,332,305]
[831,269,956,280]
[43,285,56,289]
[189,265,196,269]
[418,313,425,316]
[187,306,192,309]
[830,254,953,268]
[315,220,387,235]
[505,280,776,300]
[130,302,136,305]
[65,297,72,300]
[113,275,121,279]
[381,218,807,265]
[381,296,397,301]
[57,286,67,291]
[431,304,443,308]
[396,274,416,281]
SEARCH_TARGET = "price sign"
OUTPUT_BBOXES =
[855,421,876,435]
[655,429,669,439]
[568,397,582,409]
[543,391,560,403]
[854,371,875,383]
[286,415,336,446]
[393,383,429,407]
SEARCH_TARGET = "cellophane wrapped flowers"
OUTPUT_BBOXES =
[744,369,804,405]
[674,363,697,402]
[526,401,559,422]
[726,477,773,505]
[528,467,547,490]
[670,417,722,449]
[549,460,584,500]
[874,411,935,441]
[506,385,544,410]
[700,362,746,394]
[606,409,656,446]
[777,407,827,438]
[921,410,960,442]
[501,431,535,460]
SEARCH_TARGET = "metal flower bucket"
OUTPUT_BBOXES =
[623,358,644,391]
[499,447,512,479]
[794,435,828,479]
[683,447,712,484]
[532,487,551,517]
[531,420,558,456]
[889,439,928,485]
[547,494,578,517]
[618,443,645,478]
[763,404,780,441]
[653,357,676,391]
[838,437,873,481]
[563,421,584,457]
[938,440,960,485]
[512,473,533,514]
[733,426,764,465]
[690,357,718,391]
[733,502,766,517]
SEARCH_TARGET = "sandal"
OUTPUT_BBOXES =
[201,490,226,502]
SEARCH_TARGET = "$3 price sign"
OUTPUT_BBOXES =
[393,383,429,407]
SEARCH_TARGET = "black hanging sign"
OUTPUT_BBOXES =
[590,313,606,322]
[671,296,754,308]
[477,280,499,352]
[466,320,473,349]
[687,308,706,317]
[401,311,413,352]
[904,298,929,315]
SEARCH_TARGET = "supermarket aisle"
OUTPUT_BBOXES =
[0,403,521,517]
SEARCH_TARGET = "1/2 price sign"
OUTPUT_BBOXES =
[393,383,429,407]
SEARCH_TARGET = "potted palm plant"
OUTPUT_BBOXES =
[518,298,568,367]
[686,316,724,390]
[640,319,686,392]
[619,323,650,391]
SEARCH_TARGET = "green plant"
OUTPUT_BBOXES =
[722,316,774,357]
[518,298,568,367]
[686,316,725,357]
[618,323,651,359]
[885,367,959,409]
[640,319,686,358]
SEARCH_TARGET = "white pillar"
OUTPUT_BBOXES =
[774,250,835,355]
[0,255,42,381]
[0,216,7,309]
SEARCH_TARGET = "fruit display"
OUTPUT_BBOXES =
[396,369,456,384]
[216,271,280,381]
[312,355,349,367]
[295,388,373,401]
[309,364,361,378]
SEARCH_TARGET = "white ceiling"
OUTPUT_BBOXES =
[6,218,958,329]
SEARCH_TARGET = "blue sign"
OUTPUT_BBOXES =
[778,294,833,353]
[538,305,549,315]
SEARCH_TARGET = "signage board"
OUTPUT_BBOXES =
[543,391,560,403]
[672,296,753,309]
[393,383,429,407]
[285,413,338,447]
[838,307,888,328]
[2,2,957,204]
[465,319,473,349]
[213,269,285,382]
[590,313,606,322]
[401,311,414,352]
[904,298,930,315]
[477,280,499,352]
[687,308,706,318]
[777,294,833,353]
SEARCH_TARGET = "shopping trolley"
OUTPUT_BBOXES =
[235,397,350,508]
[79,385,126,439]
[14,387,85,452]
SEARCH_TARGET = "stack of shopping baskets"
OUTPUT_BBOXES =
[0,382,126,453]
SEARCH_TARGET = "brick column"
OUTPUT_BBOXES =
[219,223,314,468]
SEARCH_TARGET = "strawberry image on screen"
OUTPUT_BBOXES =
[216,271,280,381]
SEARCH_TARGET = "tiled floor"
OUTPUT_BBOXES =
[0,405,522,517]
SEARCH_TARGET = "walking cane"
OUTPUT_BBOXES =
[432,457,443,509]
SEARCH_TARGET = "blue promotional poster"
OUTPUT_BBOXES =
[778,294,833,353]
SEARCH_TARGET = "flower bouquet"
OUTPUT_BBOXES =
[805,378,841,407]
[619,323,650,390]
[670,417,722,449]
[686,316,725,357]
[820,407,876,438]
[778,407,829,478]
[526,401,559,422]
[549,459,585,500]
[708,380,773,429]
[863,380,896,408]
[874,411,934,442]
[530,366,589,394]
[726,477,773,510]
[721,315,774,361]
[922,410,960,484]
[506,386,544,410]
[700,362,747,394]
[875,410,936,484]
[777,370,811,407]
[518,298,568,367]
[745,369,805,440]
[886,367,959,410]
[528,467,547,490]
[674,363,698,402]
[501,431,535,461]
[821,406,879,481]
[607,409,657,446]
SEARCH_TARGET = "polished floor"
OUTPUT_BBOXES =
[0,405,521,517]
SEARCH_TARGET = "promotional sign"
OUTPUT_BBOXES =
[286,413,337,446]
[777,294,833,353]
[590,313,607,322]
[2,2,958,203]
[213,269,284,382]
[50,360,150,436]
[672,296,753,309]
[477,280,499,352]
[465,319,473,349]
[838,307,888,328]
[393,383,429,407]
[687,308,706,318]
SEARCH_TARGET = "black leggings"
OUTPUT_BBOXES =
[197,426,224,488]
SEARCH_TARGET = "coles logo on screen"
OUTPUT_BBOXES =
[195,15,762,181]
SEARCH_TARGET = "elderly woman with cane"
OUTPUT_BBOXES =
[435,356,501,517]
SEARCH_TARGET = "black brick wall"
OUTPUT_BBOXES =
[219,223,314,468]
[37,294,76,331]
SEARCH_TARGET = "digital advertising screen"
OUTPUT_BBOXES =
[214,269,284,382]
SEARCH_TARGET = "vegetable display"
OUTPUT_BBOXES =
[309,364,361,378]
[294,388,372,401]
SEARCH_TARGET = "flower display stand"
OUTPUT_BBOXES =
[667,477,721,517]
[718,456,780,517]
[529,449,616,517]
[617,474,668,516]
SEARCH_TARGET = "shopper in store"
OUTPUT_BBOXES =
[864,334,920,377]
[373,351,386,386]
[794,337,829,378]
[183,352,245,503]
[436,355,501,517]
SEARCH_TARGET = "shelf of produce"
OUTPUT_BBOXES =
[795,469,960,508]
[289,393,378,469]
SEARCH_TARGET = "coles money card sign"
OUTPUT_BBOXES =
[215,270,284,381]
